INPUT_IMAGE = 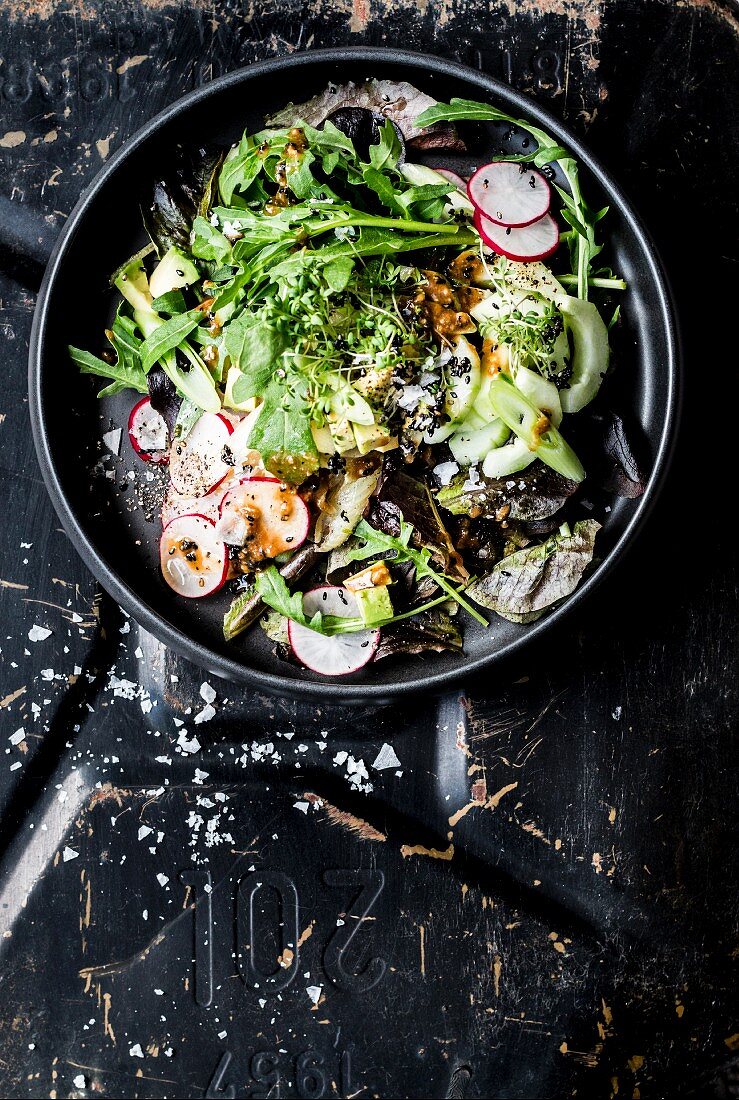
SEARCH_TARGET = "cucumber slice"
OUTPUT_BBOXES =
[558,295,610,413]
[113,245,156,314]
[513,365,563,427]
[488,375,585,482]
[449,418,511,465]
[482,437,536,479]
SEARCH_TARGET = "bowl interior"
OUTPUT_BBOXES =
[32,51,676,698]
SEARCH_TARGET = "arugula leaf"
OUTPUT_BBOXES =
[246,377,319,483]
[219,134,261,205]
[270,225,475,280]
[347,520,488,625]
[69,307,148,396]
[139,310,201,373]
[362,166,406,216]
[69,345,148,396]
[254,566,316,627]
[254,564,460,638]
[300,119,356,157]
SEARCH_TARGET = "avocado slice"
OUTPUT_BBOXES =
[150,246,200,299]
[352,421,393,455]
[328,416,357,454]
[354,584,394,627]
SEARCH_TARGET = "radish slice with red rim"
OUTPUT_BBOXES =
[473,208,560,262]
[169,411,233,497]
[160,513,229,598]
[431,167,467,193]
[128,397,169,464]
[216,476,310,556]
[161,474,233,528]
[288,586,380,677]
[468,161,551,228]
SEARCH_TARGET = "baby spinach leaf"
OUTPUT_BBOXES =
[150,289,188,315]
[246,378,319,483]
[223,312,286,400]
[323,255,355,293]
[191,216,232,264]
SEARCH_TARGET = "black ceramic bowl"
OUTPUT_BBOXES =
[29,47,679,702]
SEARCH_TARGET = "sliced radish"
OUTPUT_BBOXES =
[468,161,551,228]
[432,167,467,193]
[216,477,310,557]
[288,586,379,677]
[128,397,169,464]
[161,473,233,528]
[473,209,560,262]
[169,412,234,497]
[159,513,228,598]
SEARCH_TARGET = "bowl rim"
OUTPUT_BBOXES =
[28,45,681,702]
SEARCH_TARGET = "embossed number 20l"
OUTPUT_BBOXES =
[179,868,386,1007]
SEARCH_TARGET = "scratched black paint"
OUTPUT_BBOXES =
[0,2,737,1099]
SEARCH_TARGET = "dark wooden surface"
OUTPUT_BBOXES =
[0,3,738,1098]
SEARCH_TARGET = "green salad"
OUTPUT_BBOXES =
[70,79,629,677]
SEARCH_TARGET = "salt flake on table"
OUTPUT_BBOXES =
[306,984,322,1005]
[200,682,217,704]
[28,625,52,642]
[177,730,201,754]
[293,801,309,814]
[129,1043,144,1058]
[62,847,79,862]
[194,703,216,724]
[372,743,401,771]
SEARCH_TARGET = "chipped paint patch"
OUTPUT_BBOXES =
[401,838,455,861]
[349,0,369,33]
[304,792,386,841]
[0,685,27,709]
[116,54,150,75]
[95,133,116,160]
[677,0,739,34]
[0,131,26,149]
